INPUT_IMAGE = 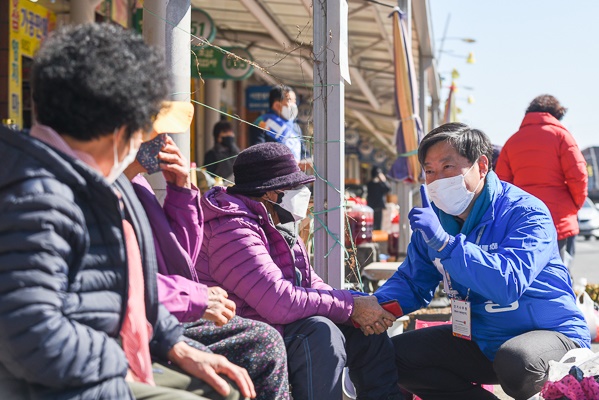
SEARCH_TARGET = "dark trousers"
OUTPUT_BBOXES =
[392,325,579,400]
[284,316,401,400]
[373,209,383,231]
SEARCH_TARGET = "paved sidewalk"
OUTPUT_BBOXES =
[492,385,512,400]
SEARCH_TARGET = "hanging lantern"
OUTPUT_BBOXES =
[466,51,476,64]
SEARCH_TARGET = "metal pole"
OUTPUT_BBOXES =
[143,0,191,202]
[313,0,346,288]
[431,98,440,127]
[419,55,431,134]
[436,13,451,65]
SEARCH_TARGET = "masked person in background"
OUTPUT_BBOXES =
[373,122,590,400]
[249,86,308,162]
[123,118,290,400]
[204,120,240,183]
[196,143,403,400]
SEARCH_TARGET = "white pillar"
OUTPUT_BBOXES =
[143,0,191,202]
[313,0,346,288]
[70,0,103,24]
[396,0,415,256]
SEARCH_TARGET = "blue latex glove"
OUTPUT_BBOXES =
[408,185,449,251]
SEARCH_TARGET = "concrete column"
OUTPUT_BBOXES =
[143,0,191,202]
[313,0,346,288]
[397,183,415,255]
[70,0,103,24]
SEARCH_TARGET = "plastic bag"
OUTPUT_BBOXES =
[547,348,598,382]
[576,291,598,341]
[537,349,599,400]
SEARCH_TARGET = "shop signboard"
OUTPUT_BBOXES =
[191,46,254,80]
[8,0,56,128]
[245,86,271,112]
[190,8,216,44]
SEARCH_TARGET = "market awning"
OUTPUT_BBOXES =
[389,6,423,182]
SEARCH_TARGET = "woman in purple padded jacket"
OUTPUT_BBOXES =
[197,143,403,400]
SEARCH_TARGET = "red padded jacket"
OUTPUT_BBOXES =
[496,112,588,240]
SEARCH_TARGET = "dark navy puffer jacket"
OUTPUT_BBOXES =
[0,127,182,399]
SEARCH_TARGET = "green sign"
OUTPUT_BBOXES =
[133,8,143,34]
[191,46,254,80]
[191,8,216,44]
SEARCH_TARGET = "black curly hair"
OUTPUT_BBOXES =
[32,23,171,141]
[526,94,567,121]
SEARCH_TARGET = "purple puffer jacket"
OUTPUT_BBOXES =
[132,175,208,323]
[197,186,354,334]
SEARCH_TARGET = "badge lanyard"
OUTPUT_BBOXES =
[446,226,485,341]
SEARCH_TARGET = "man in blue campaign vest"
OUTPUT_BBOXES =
[249,86,303,162]
[362,123,590,400]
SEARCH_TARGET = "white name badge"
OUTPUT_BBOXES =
[451,299,472,340]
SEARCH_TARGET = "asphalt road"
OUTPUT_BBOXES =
[569,235,599,285]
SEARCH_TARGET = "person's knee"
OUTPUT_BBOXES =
[391,331,415,375]
[295,316,343,342]
[286,317,346,365]
[254,321,287,365]
[494,346,543,399]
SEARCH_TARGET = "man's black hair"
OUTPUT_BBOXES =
[32,23,170,141]
[268,85,293,109]
[212,120,233,141]
[418,122,494,167]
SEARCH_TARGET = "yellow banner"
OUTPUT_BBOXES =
[8,0,55,128]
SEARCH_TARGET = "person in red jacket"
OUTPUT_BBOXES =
[496,94,588,263]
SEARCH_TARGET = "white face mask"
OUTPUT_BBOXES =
[426,162,482,216]
[106,132,139,184]
[280,103,298,121]
[274,185,311,222]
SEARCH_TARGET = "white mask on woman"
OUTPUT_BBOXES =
[106,132,139,184]
[271,185,311,222]
[280,103,298,121]
[426,161,482,216]
[280,185,311,221]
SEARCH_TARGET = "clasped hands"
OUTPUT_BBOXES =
[408,185,450,252]
[351,296,396,336]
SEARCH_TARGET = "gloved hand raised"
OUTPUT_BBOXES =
[408,185,450,251]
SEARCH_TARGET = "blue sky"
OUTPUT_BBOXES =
[429,1,599,151]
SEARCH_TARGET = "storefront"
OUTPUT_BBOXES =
[4,0,55,129]
[1,0,135,129]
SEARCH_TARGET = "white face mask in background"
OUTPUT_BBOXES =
[106,132,139,184]
[280,103,298,121]
[426,161,482,216]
